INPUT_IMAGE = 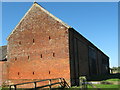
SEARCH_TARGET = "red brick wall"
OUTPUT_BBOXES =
[0,62,2,86]
[0,61,8,86]
[7,3,70,85]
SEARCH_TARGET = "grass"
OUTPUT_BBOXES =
[71,78,120,89]
[94,84,119,88]
[87,85,93,88]
[1,87,9,90]
[86,84,119,88]
[71,84,119,90]
[103,78,120,82]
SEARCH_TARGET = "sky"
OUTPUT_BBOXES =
[2,2,118,67]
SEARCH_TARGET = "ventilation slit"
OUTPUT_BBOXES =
[49,36,51,40]
[15,57,17,61]
[18,72,20,75]
[40,54,42,58]
[19,41,21,45]
[33,39,35,43]
[28,56,30,59]
[53,53,55,57]
[33,72,34,75]
[49,71,50,74]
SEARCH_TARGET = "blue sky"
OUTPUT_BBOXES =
[2,2,118,67]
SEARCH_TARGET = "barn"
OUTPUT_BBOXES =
[1,2,109,87]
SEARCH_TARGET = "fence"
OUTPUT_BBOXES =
[9,78,70,90]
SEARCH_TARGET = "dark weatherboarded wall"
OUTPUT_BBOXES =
[69,28,109,86]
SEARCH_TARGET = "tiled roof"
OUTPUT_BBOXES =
[0,45,7,61]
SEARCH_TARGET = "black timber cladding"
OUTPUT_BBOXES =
[68,28,109,86]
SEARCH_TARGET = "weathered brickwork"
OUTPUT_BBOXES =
[0,62,3,86]
[7,3,70,84]
[0,61,8,86]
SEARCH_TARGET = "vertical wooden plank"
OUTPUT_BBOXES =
[59,78,62,87]
[9,85,11,90]
[49,79,51,89]
[68,29,76,86]
[74,38,79,86]
[14,85,16,90]
[34,82,36,90]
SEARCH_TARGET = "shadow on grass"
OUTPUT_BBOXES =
[87,73,120,81]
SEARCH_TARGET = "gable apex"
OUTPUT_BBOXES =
[33,2,70,28]
[7,2,70,40]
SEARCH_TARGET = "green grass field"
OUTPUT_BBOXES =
[103,78,120,81]
[71,78,120,89]
[93,84,119,88]
[72,84,119,88]
[87,84,119,90]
